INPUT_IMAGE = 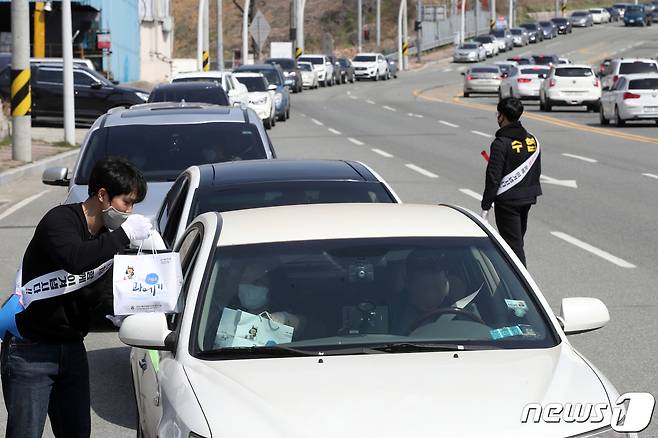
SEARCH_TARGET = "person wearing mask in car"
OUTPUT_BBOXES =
[481,97,542,266]
[0,157,152,438]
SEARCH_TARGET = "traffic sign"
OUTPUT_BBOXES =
[402,41,409,55]
[295,47,303,58]
[249,10,271,49]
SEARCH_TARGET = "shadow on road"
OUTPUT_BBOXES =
[88,346,136,431]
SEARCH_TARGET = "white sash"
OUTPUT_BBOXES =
[14,260,113,309]
[496,134,541,196]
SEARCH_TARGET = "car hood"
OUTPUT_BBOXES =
[65,182,173,222]
[185,343,613,437]
[247,91,270,100]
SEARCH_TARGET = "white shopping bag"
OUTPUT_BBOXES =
[112,249,183,315]
[215,307,294,348]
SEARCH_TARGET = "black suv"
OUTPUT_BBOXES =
[336,58,356,83]
[0,63,148,123]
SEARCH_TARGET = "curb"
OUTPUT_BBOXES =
[0,148,79,186]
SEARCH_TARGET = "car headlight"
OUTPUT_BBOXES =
[250,96,268,105]
[567,426,630,437]
[136,91,149,101]
[274,93,282,105]
[289,71,296,76]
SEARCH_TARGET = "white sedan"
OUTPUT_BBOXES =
[233,72,277,129]
[121,203,629,438]
[600,73,658,126]
[499,65,550,100]
[298,61,319,89]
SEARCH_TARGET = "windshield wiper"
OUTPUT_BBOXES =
[200,344,320,358]
[368,342,501,353]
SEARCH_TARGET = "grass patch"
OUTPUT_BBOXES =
[0,135,10,147]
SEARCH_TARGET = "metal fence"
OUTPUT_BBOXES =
[419,9,492,52]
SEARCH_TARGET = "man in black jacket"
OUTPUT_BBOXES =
[481,97,542,266]
[1,157,152,438]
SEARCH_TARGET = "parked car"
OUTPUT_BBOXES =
[539,65,601,112]
[0,63,147,124]
[589,8,611,23]
[151,159,401,249]
[509,28,530,46]
[499,65,550,100]
[453,42,487,63]
[550,17,572,34]
[570,11,594,27]
[297,61,319,89]
[234,63,291,121]
[337,58,356,83]
[30,57,97,70]
[264,58,303,93]
[473,35,499,56]
[147,82,229,106]
[624,4,651,25]
[519,22,544,43]
[538,21,558,39]
[352,52,390,81]
[601,57,658,89]
[462,65,503,97]
[171,70,250,107]
[600,74,658,125]
[41,103,276,221]
[605,7,622,21]
[297,54,335,87]
[490,28,514,52]
[612,3,629,17]
[233,72,277,130]
[121,202,624,438]
[531,54,560,66]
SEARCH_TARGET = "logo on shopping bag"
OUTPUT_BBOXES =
[145,273,159,285]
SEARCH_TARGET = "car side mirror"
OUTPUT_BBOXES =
[559,297,609,335]
[119,313,174,350]
[42,167,69,186]
[90,82,102,89]
[461,71,466,76]
[268,84,277,91]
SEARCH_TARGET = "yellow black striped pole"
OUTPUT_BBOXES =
[295,47,303,59]
[11,68,31,117]
[202,51,209,71]
[402,41,409,56]
[490,19,496,30]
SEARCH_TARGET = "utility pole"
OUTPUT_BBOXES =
[242,0,251,65]
[203,0,209,70]
[491,0,496,24]
[11,0,31,162]
[376,0,381,48]
[358,0,363,52]
[508,0,513,28]
[475,0,479,36]
[34,2,46,57]
[296,0,305,56]
[197,0,205,70]
[460,0,466,43]
[217,0,224,70]
[62,0,75,146]
[416,0,422,62]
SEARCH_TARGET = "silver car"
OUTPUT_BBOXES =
[41,103,276,221]
[453,42,487,63]
[462,65,503,97]
[570,11,594,27]
[510,28,530,46]
[490,28,514,52]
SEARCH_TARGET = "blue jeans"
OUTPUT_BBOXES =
[0,335,91,438]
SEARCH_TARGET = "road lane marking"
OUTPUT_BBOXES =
[459,188,483,201]
[349,95,358,100]
[328,128,342,135]
[562,153,598,163]
[471,130,493,138]
[642,173,658,180]
[540,174,578,188]
[311,118,324,126]
[366,99,376,104]
[407,112,414,117]
[550,231,636,268]
[414,114,424,118]
[0,190,51,222]
[405,164,439,178]
[439,120,459,128]
[371,148,394,158]
[383,105,397,111]
[299,113,307,117]
[348,137,364,145]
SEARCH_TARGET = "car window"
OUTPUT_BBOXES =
[520,68,549,76]
[149,85,230,105]
[235,76,268,91]
[354,55,377,62]
[38,68,63,84]
[267,58,295,69]
[75,122,268,184]
[74,71,97,86]
[461,44,478,49]
[612,77,626,90]
[238,68,280,86]
[555,68,593,77]
[159,176,190,248]
[168,227,203,329]
[619,62,658,75]
[194,237,558,356]
[629,78,658,89]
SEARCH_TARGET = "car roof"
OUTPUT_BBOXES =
[152,81,222,91]
[620,73,658,79]
[236,63,278,70]
[193,159,378,187]
[232,72,265,78]
[555,64,593,69]
[172,70,229,80]
[102,103,252,127]
[355,52,381,56]
[215,204,487,246]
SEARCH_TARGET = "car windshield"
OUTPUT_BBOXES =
[354,55,377,62]
[492,30,505,37]
[75,123,267,183]
[626,5,643,11]
[338,59,349,66]
[521,67,549,75]
[298,57,323,65]
[510,29,523,35]
[552,18,567,23]
[148,85,229,105]
[520,23,537,29]
[555,67,593,77]
[298,63,312,71]
[267,59,295,69]
[461,43,478,49]
[194,237,557,358]
[629,78,658,89]
[475,36,493,42]
[190,181,394,222]
[619,62,658,74]
[239,68,281,85]
[532,56,557,65]
[539,21,552,26]
[572,12,587,16]
[235,76,268,92]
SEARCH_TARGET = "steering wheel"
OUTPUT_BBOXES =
[409,307,485,332]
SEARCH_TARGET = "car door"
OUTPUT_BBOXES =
[135,227,204,438]
[611,77,627,115]
[33,67,64,118]
[73,69,109,119]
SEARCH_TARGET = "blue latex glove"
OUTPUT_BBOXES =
[0,295,23,340]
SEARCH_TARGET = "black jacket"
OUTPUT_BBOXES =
[16,203,129,342]
[481,121,542,210]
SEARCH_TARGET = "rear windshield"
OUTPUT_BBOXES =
[75,123,267,183]
[619,62,658,74]
[555,67,593,77]
[471,67,499,73]
[353,55,377,62]
[492,30,506,37]
[532,56,557,65]
[589,8,602,12]
[173,75,222,84]
[238,68,281,86]
[298,57,323,65]
[267,59,295,69]
[510,58,533,65]
[148,86,229,105]
[572,11,587,16]
[629,78,658,89]
[552,18,568,23]
[235,76,268,92]
[521,68,549,75]
[475,36,494,42]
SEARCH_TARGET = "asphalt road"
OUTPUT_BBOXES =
[0,20,656,437]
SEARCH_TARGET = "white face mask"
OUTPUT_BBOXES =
[238,284,269,310]
[102,205,130,230]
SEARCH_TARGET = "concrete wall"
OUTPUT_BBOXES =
[140,20,173,83]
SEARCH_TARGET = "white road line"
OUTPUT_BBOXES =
[311,118,324,126]
[414,114,424,118]
[562,153,597,163]
[407,112,415,117]
[642,173,658,180]
[328,128,342,135]
[383,105,397,112]
[0,190,51,222]
[459,188,483,201]
[347,137,364,145]
[366,99,376,104]
[443,68,453,72]
[299,113,307,117]
[405,164,439,178]
[550,231,636,269]
[439,120,459,128]
[371,148,394,158]
[471,130,493,138]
